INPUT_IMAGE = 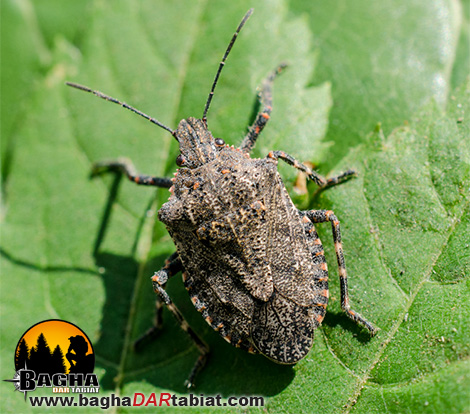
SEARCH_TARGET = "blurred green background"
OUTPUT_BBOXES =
[1,0,469,413]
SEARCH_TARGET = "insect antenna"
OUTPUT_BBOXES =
[66,82,176,136]
[202,8,253,124]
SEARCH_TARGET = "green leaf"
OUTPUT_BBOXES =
[451,0,470,88]
[1,0,48,177]
[1,1,468,413]
[289,0,463,171]
[317,81,470,413]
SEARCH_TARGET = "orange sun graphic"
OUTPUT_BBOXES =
[16,320,94,374]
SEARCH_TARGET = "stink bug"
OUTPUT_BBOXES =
[67,8,378,388]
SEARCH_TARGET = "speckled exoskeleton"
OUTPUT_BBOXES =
[67,9,377,388]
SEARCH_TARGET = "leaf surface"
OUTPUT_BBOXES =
[1,1,468,413]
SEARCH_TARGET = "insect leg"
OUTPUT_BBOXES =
[134,252,180,350]
[267,151,356,188]
[305,209,378,335]
[150,256,209,389]
[240,63,287,154]
[92,157,172,188]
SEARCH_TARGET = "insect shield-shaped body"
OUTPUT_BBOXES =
[160,117,323,363]
[67,9,377,388]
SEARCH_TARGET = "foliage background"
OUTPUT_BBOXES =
[1,0,469,413]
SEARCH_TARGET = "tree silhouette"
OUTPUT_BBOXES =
[15,338,29,370]
[28,333,54,375]
[16,332,79,376]
[28,344,38,373]
[51,345,67,374]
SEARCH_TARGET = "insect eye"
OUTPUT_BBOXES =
[176,154,185,166]
[215,138,225,147]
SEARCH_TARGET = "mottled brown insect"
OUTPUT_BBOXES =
[67,9,378,388]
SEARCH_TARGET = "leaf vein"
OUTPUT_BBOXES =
[344,197,469,412]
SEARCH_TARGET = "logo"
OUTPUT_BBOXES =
[4,320,100,399]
